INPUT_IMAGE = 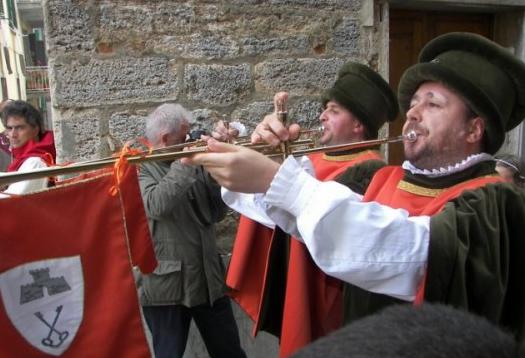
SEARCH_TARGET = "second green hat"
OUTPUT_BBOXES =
[323,62,398,135]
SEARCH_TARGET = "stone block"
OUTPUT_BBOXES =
[53,110,102,162]
[155,34,239,59]
[289,99,323,129]
[98,2,195,39]
[222,12,280,34]
[53,57,179,107]
[184,64,251,106]
[268,0,361,9]
[227,0,264,4]
[240,35,310,57]
[152,3,198,34]
[191,108,223,133]
[231,101,274,133]
[186,34,239,59]
[255,58,343,95]
[99,3,155,35]
[45,0,94,55]
[226,0,360,9]
[194,4,224,22]
[333,17,361,55]
[109,112,148,147]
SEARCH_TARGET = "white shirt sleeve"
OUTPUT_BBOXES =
[221,155,316,235]
[221,189,276,228]
[0,157,49,198]
[263,156,430,302]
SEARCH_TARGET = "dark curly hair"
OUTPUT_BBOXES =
[1,100,44,137]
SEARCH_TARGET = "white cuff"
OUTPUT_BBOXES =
[264,156,321,217]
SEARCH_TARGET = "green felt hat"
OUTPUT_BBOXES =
[398,32,525,154]
[322,62,398,135]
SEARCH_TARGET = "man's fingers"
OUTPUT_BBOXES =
[273,92,289,112]
[210,130,225,141]
[288,124,301,141]
[211,121,241,142]
[266,120,290,141]
[249,91,296,146]
[251,131,263,144]
[205,139,240,152]
[228,128,240,138]
[181,139,240,166]
[251,115,289,146]
[251,118,272,144]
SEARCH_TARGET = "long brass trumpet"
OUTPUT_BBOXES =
[232,127,323,146]
[0,131,417,187]
[75,127,323,167]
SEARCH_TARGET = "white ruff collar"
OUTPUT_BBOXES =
[402,153,494,178]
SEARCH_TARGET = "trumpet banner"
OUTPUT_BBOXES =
[0,166,156,357]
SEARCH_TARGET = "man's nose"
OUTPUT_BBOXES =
[319,110,328,122]
[406,104,422,122]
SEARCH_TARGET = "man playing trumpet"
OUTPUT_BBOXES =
[185,33,525,343]
[217,61,398,357]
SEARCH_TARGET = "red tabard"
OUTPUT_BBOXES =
[0,166,156,357]
[227,150,383,358]
[362,166,504,303]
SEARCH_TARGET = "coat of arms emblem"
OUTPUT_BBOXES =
[0,256,84,356]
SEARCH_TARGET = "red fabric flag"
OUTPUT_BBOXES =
[0,166,156,357]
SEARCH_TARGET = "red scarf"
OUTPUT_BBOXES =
[7,131,56,172]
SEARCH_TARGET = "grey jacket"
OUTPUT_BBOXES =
[137,160,227,307]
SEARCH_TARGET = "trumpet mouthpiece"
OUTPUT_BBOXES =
[404,130,418,142]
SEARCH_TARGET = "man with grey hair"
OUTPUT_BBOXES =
[137,103,246,358]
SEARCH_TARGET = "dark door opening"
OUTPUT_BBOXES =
[388,9,493,164]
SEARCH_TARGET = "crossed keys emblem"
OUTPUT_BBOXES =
[0,257,83,355]
[34,305,70,348]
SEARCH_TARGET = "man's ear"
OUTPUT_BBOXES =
[466,117,484,144]
[160,133,169,147]
[353,120,364,135]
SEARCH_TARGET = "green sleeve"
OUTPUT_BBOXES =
[335,160,386,195]
[428,182,525,340]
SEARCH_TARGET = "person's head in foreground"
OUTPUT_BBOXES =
[292,303,518,358]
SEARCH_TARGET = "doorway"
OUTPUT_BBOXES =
[388,9,493,164]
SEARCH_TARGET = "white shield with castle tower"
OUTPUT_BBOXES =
[0,256,84,356]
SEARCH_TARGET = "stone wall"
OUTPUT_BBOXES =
[43,0,385,249]
[43,0,384,162]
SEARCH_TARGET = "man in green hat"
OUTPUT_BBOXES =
[219,61,398,357]
[184,32,525,341]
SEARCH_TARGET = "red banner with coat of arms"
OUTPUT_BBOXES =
[0,166,156,357]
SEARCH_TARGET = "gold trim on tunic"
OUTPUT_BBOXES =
[322,150,380,162]
[397,174,500,198]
